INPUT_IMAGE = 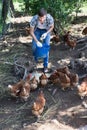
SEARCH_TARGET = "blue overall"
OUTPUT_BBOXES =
[32,28,50,68]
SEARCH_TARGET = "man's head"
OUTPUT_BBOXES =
[38,8,47,23]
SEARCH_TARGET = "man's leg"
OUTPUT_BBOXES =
[43,32,50,46]
[32,28,41,62]
[43,52,49,68]
[43,33,50,70]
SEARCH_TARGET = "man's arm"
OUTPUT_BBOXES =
[30,27,38,43]
[46,24,54,34]
[40,24,54,40]
[30,27,42,47]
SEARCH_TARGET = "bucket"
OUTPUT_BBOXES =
[35,46,50,58]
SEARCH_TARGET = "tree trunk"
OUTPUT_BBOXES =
[2,0,9,22]
[1,0,15,35]
[10,0,15,14]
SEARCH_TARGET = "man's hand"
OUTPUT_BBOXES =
[36,41,42,47]
[40,33,47,40]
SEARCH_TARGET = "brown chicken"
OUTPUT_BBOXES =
[68,73,79,88]
[77,77,87,99]
[19,81,30,101]
[32,91,46,117]
[63,31,77,49]
[56,66,70,75]
[48,71,60,84]
[30,76,38,90]
[19,74,31,101]
[26,27,30,35]
[48,66,70,85]
[57,72,71,90]
[63,31,70,42]
[67,39,77,50]
[8,80,24,97]
[25,74,31,81]
[82,27,87,35]
[39,73,48,86]
[51,34,60,43]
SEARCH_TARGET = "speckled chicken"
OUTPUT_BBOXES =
[77,77,87,99]
[32,91,46,117]
[39,73,48,86]
[30,76,38,90]
[8,80,24,97]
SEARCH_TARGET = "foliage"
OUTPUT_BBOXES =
[13,0,24,12]
[25,0,84,32]
[0,0,87,34]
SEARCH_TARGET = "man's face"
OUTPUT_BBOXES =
[39,15,46,23]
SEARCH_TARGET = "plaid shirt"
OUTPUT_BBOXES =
[30,14,54,30]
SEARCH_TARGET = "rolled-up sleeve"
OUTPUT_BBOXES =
[47,14,54,29]
[49,16,54,26]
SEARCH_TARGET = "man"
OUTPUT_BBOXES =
[30,8,54,72]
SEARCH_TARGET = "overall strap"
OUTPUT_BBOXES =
[35,14,49,30]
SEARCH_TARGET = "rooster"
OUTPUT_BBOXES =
[77,77,87,99]
[32,91,46,117]
[8,80,24,97]
[30,76,38,90]
[39,73,48,86]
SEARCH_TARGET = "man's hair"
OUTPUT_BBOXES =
[38,8,47,17]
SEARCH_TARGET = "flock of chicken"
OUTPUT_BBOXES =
[8,66,87,117]
[8,26,87,117]
[51,26,87,49]
[26,26,87,50]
